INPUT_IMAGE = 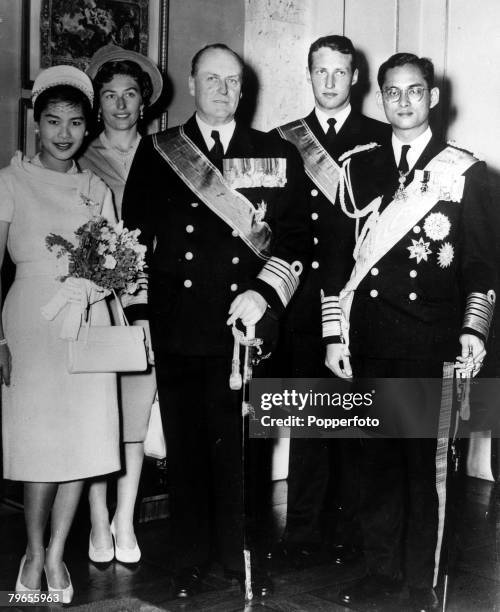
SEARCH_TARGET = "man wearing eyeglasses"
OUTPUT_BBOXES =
[331,53,497,611]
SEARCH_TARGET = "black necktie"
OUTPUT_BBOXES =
[210,130,224,166]
[398,144,411,175]
[326,117,337,140]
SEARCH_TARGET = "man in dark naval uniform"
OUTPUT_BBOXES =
[330,53,497,611]
[122,44,310,598]
[271,35,390,565]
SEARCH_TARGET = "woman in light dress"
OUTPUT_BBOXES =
[0,66,120,603]
[80,44,162,564]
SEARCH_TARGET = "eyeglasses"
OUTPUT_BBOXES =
[382,86,429,103]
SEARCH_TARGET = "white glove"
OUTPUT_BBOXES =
[41,278,111,340]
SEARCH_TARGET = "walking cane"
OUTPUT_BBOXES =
[230,323,263,602]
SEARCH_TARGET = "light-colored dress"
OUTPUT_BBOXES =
[80,135,156,443]
[1,153,120,482]
[79,133,140,218]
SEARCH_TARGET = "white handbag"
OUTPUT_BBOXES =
[144,394,167,459]
[67,293,147,374]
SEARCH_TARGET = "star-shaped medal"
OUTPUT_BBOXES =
[407,237,432,263]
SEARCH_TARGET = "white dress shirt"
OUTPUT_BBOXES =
[315,104,351,135]
[196,114,236,154]
[392,127,432,171]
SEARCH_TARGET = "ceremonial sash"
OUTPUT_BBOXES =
[153,127,271,260]
[277,119,341,205]
[433,362,455,587]
[339,145,478,343]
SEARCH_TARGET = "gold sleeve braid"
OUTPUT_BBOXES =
[462,290,496,339]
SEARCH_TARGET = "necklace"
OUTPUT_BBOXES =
[100,132,140,172]
[100,132,140,156]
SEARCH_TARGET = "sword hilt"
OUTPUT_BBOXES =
[230,323,263,390]
[230,324,243,390]
[243,325,255,384]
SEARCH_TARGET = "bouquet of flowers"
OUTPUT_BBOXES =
[45,215,146,294]
[41,209,147,339]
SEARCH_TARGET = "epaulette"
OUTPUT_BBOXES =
[447,140,480,161]
[338,142,381,163]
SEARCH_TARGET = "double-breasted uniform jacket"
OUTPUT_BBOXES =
[122,114,310,356]
[345,135,497,362]
[269,111,389,548]
[274,110,390,340]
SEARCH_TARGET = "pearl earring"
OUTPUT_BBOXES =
[97,108,102,122]
[140,107,144,120]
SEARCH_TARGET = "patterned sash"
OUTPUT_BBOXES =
[339,145,478,342]
[277,119,341,204]
[153,127,271,260]
[434,362,456,586]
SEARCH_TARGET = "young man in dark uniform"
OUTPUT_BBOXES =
[271,35,390,565]
[330,53,497,611]
[122,44,310,599]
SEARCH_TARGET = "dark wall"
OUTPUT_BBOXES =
[0,0,22,167]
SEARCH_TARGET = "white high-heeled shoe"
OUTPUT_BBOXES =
[88,530,114,563]
[110,521,141,563]
[15,555,41,592]
[45,562,74,605]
